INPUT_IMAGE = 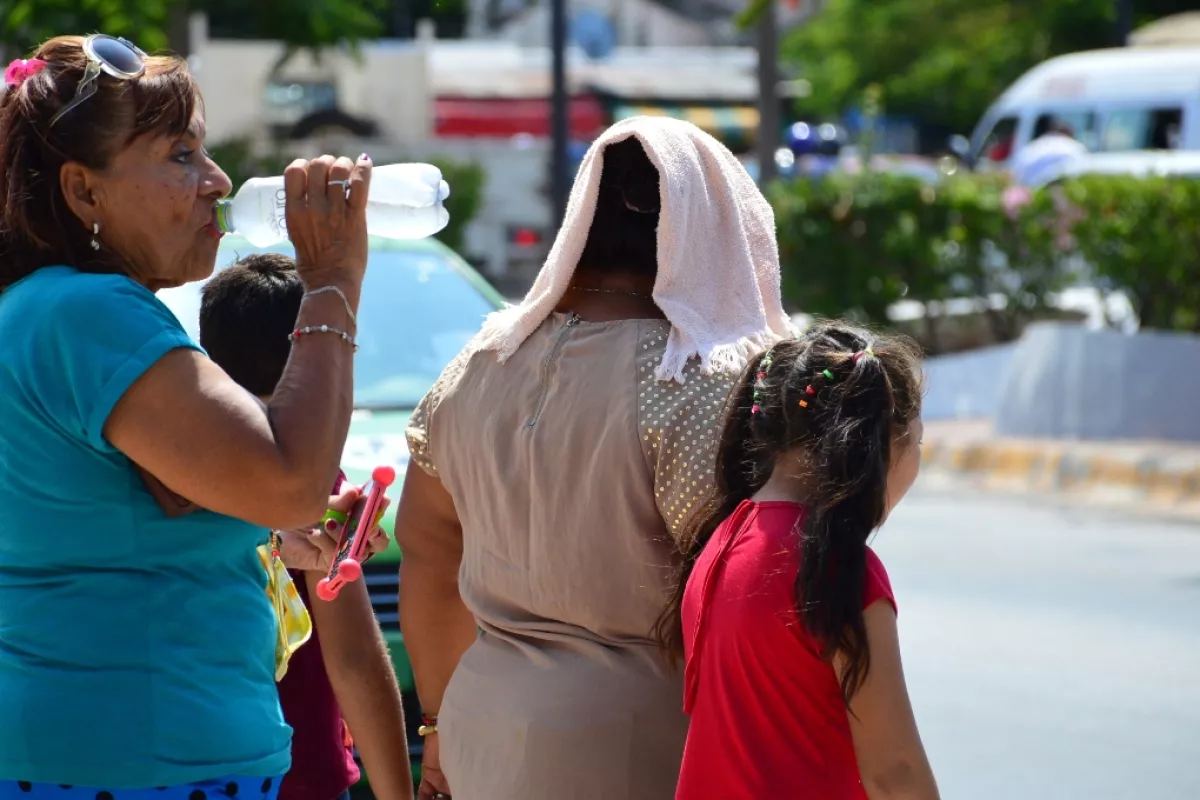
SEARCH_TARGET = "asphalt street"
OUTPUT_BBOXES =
[874,485,1200,799]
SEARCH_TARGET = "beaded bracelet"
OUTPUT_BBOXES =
[289,324,358,351]
[304,285,357,328]
[418,713,439,737]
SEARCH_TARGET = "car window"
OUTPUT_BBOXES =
[1033,111,1098,149]
[1101,107,1184,151]
[354,249,495,409]
[158,242,497,410]
[978,116,1018,163]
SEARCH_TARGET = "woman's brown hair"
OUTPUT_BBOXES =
[0,36,199,289]
[655,321,924,705]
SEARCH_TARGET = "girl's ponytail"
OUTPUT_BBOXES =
[794,350,897,703]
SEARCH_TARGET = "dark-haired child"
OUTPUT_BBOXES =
[201,253,413,800]
[664,322,939,800]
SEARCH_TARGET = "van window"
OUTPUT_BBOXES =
[1033,111,1098,149]
[978,116,1018,163]
[1101,108,1184,151]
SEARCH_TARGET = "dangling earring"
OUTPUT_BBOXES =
[91,222,101,251]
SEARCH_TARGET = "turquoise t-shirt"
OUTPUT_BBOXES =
[0,267,291,788]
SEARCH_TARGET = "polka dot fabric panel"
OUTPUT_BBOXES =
[635,325,741,543]
[0,777,281,800]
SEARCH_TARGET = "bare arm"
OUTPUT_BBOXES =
[843,602,940,800]
[304,571,413,800]
[396,466,476,723]
[104,155,371,530]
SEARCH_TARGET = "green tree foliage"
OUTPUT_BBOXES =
[782,0,1116,134]
[769,170,1200,347]
[0,0,385,58]
[1,0,171,54]
[202,0,386,53]
[399,0,468,38]
[770,170,1075,351]
[780,0,1200,135]
[1058,175,1200,331]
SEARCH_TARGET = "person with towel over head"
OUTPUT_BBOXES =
[394,116,793,800]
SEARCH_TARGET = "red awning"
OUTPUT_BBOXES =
[434,96,607,139]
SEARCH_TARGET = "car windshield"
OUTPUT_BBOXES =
[162,241,497,411]
[356,248,495,408]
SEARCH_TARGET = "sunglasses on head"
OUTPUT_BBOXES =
[49,34,147,128]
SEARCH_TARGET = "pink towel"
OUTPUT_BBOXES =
[472,116,793,382]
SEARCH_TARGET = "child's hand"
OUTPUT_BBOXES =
[276,488,391,572]
[276,485,362,572]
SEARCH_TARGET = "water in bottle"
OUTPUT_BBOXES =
[214,163,452,247]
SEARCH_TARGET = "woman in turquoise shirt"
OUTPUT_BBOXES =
[0,35,375,800]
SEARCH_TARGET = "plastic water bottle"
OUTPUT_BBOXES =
[215,163,452,247]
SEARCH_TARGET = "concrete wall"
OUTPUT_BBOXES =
[995,322,1200,441]
[921,342,1018,421]
[190,39,431,145]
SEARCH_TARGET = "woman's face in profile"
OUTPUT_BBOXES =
[88,110,232,290]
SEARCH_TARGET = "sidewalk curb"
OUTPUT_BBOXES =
[920,438,1200,517]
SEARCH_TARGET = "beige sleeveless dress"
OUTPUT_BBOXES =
[405,312,740,800]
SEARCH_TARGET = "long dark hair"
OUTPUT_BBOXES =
[655,321,924,704]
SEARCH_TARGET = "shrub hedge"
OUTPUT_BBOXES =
[768,169,1200,351]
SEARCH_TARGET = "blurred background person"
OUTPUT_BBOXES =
[1010,119,1089,187]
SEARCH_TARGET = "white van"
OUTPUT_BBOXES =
[1032,149,1200,187]
[961,46,1200,168]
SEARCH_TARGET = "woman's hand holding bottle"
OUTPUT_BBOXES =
[284,154,373,306]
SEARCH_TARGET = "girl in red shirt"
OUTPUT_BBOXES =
[659,322,940,800]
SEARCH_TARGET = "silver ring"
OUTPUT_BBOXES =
[328,179,350,189]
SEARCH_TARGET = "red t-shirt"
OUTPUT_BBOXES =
[276,572,361,800]
[677,500,896,800]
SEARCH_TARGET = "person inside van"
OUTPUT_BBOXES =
[986,134,1014,163]
[1010,119,1088,187]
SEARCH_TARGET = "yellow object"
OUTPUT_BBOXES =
[258,532,313,681]
[417,724,438,737]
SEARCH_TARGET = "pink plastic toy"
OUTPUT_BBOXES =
[316,465,395,601]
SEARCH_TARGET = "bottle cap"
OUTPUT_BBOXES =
[213,200,235,235]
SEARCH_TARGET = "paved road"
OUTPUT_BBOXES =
[874,486,1200,799]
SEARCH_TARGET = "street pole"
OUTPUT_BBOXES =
[167,0,191,57]
[1115,0,1134,46]
[550,0,571,227]
[756,1,780,185]
[394,0,412,38]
